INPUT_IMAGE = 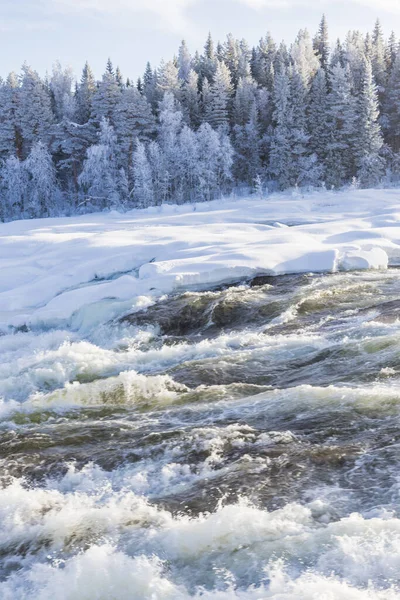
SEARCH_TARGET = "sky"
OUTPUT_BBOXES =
[1,0,400,82]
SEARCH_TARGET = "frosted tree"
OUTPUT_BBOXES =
[291,29,320,88]
[24,141,57,217]
[345,30,367,94]
[18,64,54,158]
[148,141,169,204]
[217,128,234,189]
[158,60,180,98]
[330,38,346,69]
[233,103,261,184]
[251,33,276,90]
[385,52,400,150]
[115,66,124,89]
[178,40,192,82]
[0,156,27,220]
[158,92,184,199]
[205,61,232,129]
[325,64,358,187]
[371,20,387,102]
[289,68,322,187]
[386,31,397,74]
[269,69,291,189]
[237,39,251,80]
[270,67,321,189]
[78,118,122,209]
[132,141,154,207]
[75,62,97,124]
[91,62,121,126]
[143,62,160,110]
[0,73,21,159]
[308,68,329,171]
[199,33,218,84]
[50,61,75,122]
[181,69,201,128]
[114,87,155,174]
[178,125,199,202]
[356,58,385,187]
[51,120,96,198]
[222,34,240,88]
[233,77,258,126]
[196,122,232,200]
[196,123,220,200]
[313,15,330,71]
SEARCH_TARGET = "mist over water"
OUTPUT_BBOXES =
[2,270,400,598]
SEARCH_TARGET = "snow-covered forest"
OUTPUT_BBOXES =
[1,16,400,221]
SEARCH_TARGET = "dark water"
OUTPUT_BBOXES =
[2,270,400,598]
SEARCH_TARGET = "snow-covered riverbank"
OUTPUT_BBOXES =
[1,188,399,330]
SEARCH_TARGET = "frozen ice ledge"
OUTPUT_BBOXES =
[1,188,400,331]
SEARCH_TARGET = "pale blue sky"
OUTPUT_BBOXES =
[1,0,400,82]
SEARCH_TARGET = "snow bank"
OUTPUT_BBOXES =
[1,188,400,329]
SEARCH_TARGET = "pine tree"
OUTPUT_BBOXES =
[330,38,345,69]
[147,141,169,204]
[356,58,385,186]
[50,61,75,122]
[196,122,221,200]
[0,73,21,159]
[0,156,27,220]
[158,92,184,199]
[386,31,397,74]
[325,64,358,187]
[200,33,218,84]
[372,19,387,102]
[178,125,199,202]
[291,29,320,87]
[233,77,257,126]
[181,69,201,128]
[308,68,329,172]
[18,64,54,158]
[205,61,232,129]
[91,63,121,126]
[313,15,330,71]
[345,30,367,95]
[78,118,121,209]
[158,60,181,98]
[269,68,292,189]
[132,141,154,207]
[75,62,97,124]
[178,40,192,82]
[233,103,261,185]
[24,141,57,217]
[51,120,96,199]
[143,62,159,110]
[222,34,240,88]
[115,66,124,89]
[114,87,155,174]
[386,52,400,150]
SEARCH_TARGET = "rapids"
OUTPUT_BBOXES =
[2,270,400,598]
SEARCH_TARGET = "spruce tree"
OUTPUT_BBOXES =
[75,62,97,124]
[18,64,54,158]
[25,141,57,217]
[313,15,330,71]
[91,63,121,126]
[356,58,385,186]
[205,61,232,129]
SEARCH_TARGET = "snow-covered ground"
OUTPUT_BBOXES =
[1,188,400,331]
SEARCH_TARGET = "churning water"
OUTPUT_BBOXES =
[2,270,400,598]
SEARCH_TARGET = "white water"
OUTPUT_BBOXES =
[2,266,400,597]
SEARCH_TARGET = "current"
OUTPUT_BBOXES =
[2,269,400,598]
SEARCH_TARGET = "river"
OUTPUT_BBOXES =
[1,269,400,598]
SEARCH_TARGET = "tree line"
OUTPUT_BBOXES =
[1,16,400,221]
